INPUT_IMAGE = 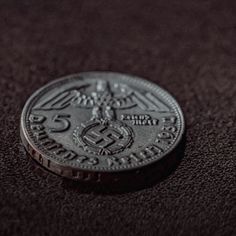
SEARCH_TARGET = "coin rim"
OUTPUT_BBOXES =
[20,72,185,174]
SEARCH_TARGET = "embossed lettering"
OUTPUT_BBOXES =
[34,130,48,140]
[107,144,163,166]
[156,116,177,145]
[53,147,67,155]
[30,124,44,131]
[29,113,78,161]
[61,150,77,160]
[121,113,158,126]
[46,143,62,151]
[107,156,122,167]
[76,156,99,166]
[29,114,46,123]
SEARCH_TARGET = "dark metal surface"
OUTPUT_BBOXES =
[21,72,185,182]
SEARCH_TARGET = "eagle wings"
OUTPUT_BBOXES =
[33,86,171,112]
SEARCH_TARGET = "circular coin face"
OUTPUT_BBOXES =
[21,72,185,183]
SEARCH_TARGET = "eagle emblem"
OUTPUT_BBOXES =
[33,80,171,155]
[34,80,171,121]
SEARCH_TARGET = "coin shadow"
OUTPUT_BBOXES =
[27,136,186,195]
[61,135,187,195]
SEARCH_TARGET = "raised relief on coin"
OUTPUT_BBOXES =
[21,72,185,181]
[33,80,172,156]
[73,120,133,155]
[29,113,78,161]
[121,114,159,126]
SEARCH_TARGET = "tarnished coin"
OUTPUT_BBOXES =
[21,72,185,184]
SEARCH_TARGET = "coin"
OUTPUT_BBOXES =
[20,72,185,184]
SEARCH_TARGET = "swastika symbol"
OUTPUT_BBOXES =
[73,120,133,155]
[84,125,123,149]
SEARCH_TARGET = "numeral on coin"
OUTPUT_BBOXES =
[49,114,71,133]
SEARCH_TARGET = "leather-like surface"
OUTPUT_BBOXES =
[0,1,235,235]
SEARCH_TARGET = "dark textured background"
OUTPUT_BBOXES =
[0,1,235,235]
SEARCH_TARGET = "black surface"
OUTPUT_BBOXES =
[0,1,235,235]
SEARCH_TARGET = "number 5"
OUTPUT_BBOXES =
[49,114,71,133]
